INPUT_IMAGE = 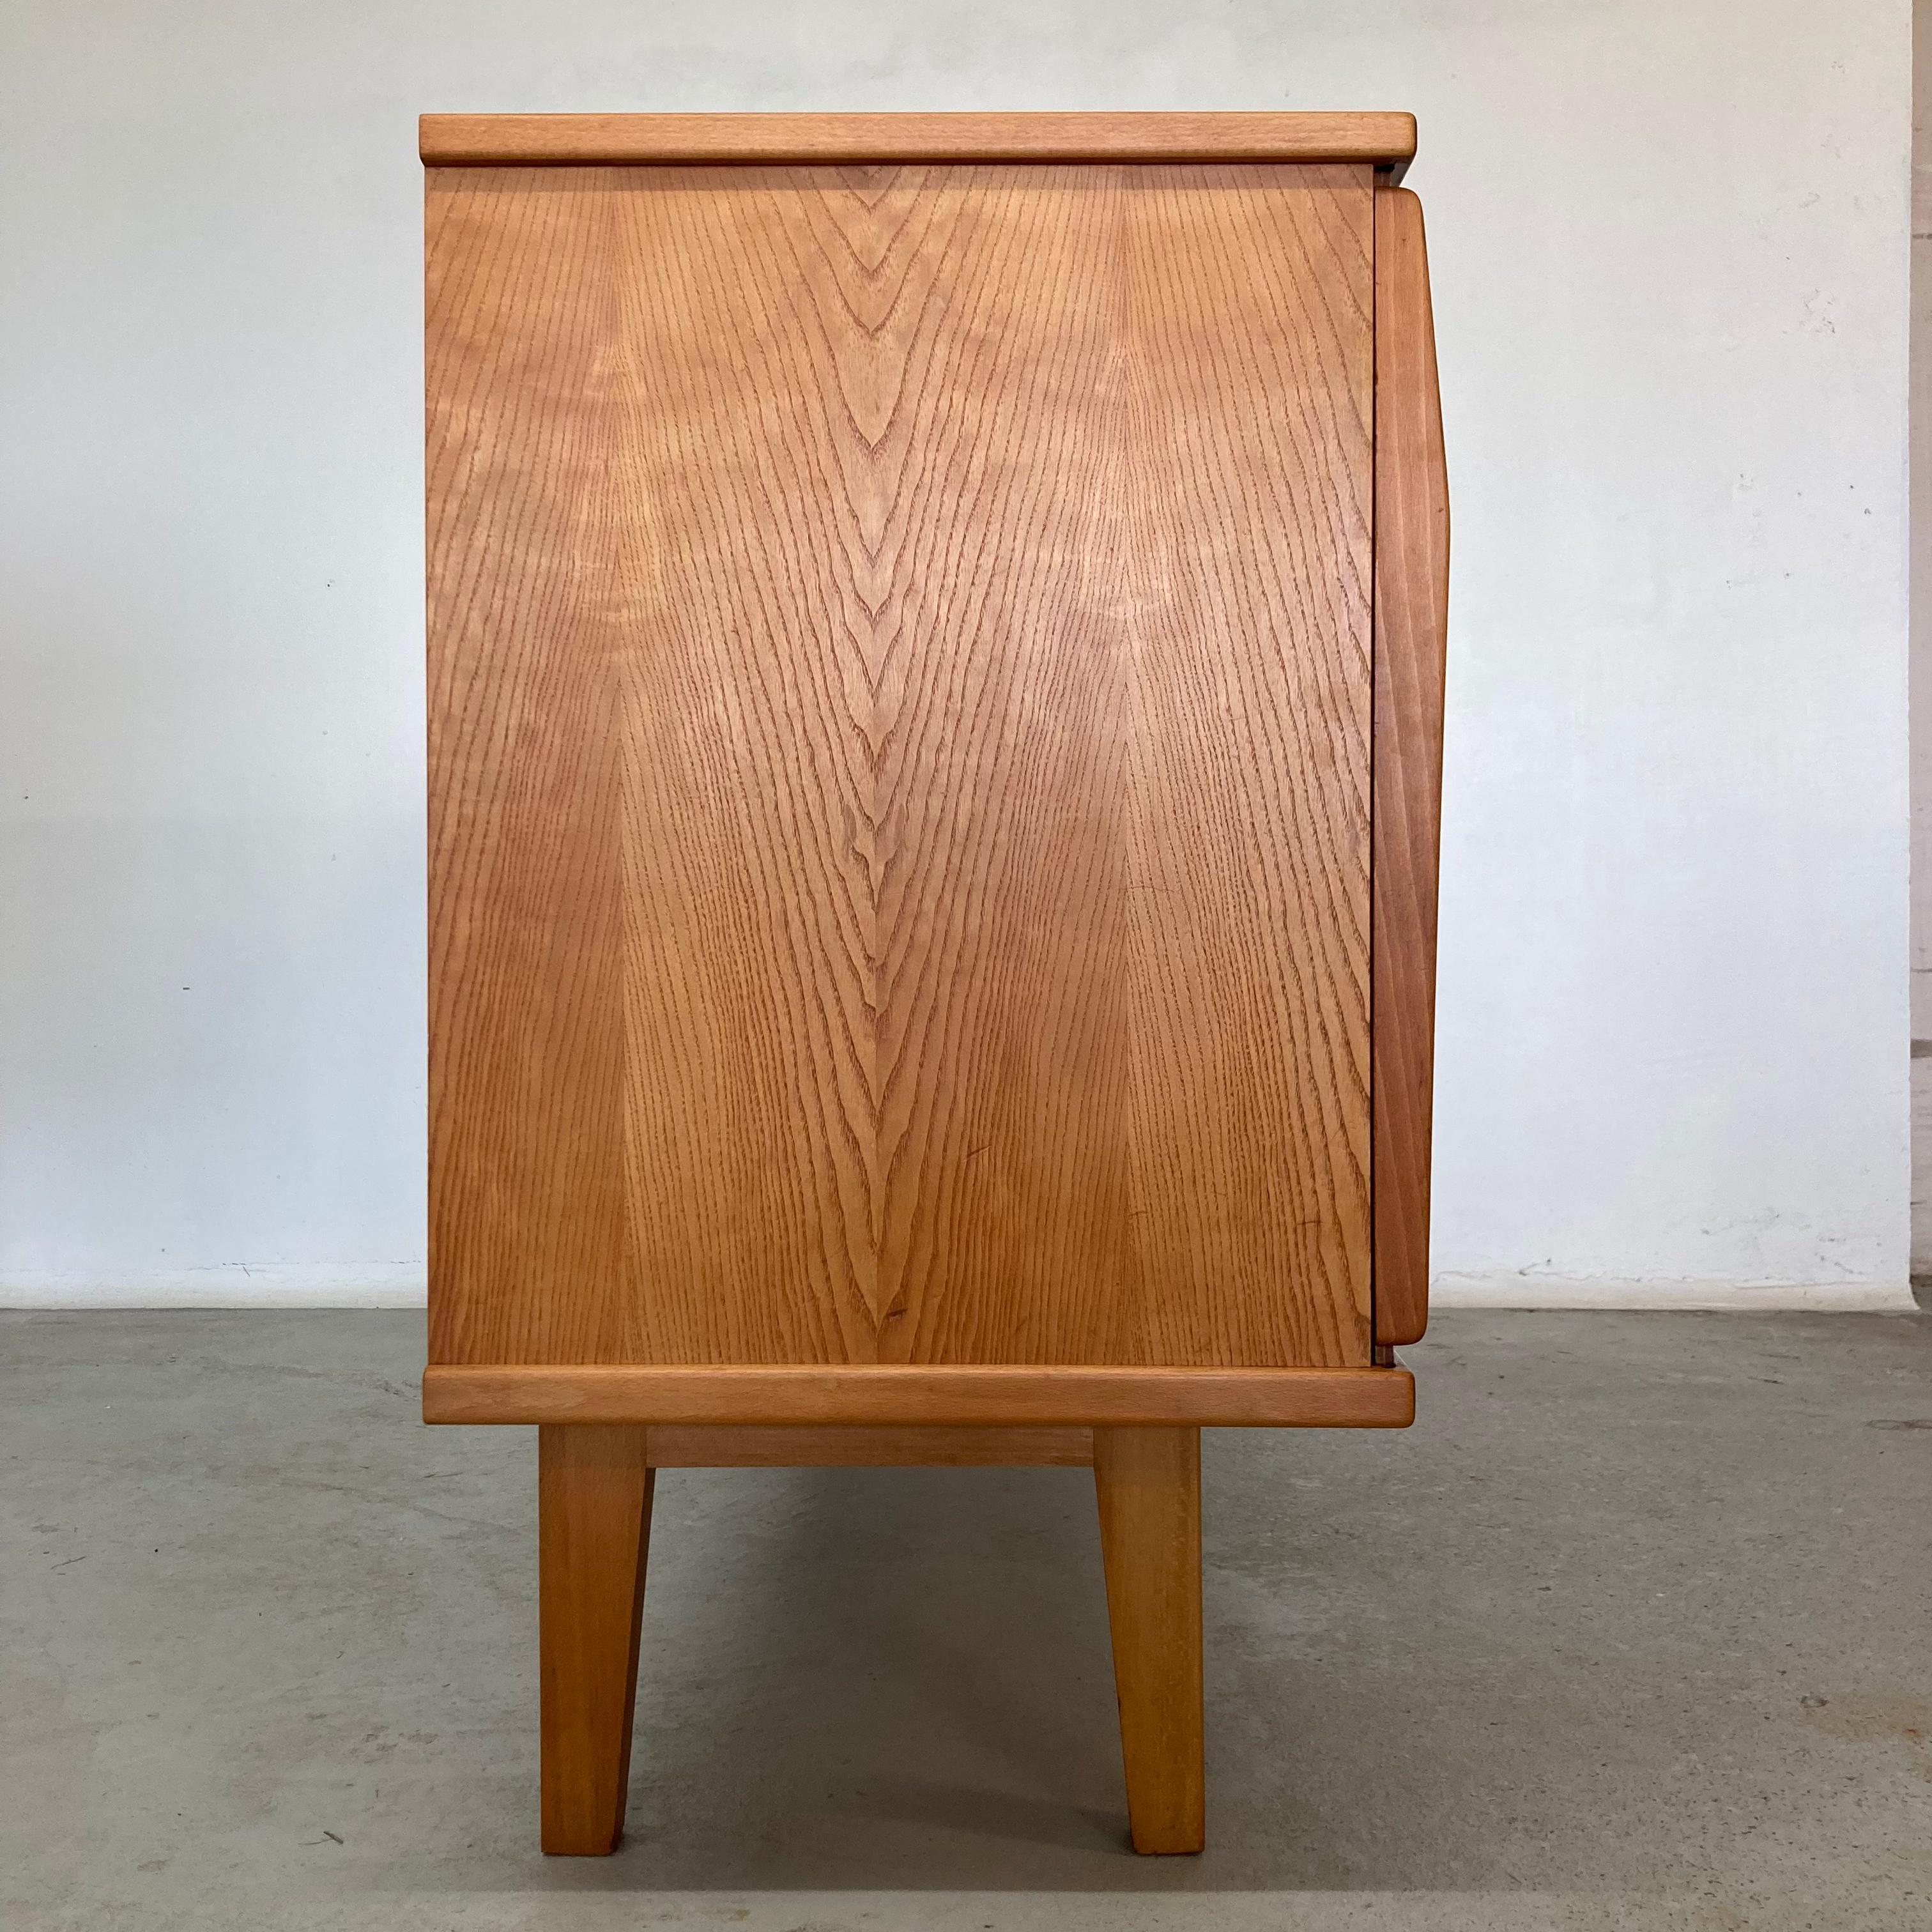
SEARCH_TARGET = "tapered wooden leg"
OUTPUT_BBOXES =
[538,1423,653,1855]
[1092,1424,1205,1853]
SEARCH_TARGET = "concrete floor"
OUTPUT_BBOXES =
[3,1312,1929,1931]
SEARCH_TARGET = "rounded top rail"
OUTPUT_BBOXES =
[419,111,1417,176]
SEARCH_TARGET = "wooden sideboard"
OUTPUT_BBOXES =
[421,109,1448,1857]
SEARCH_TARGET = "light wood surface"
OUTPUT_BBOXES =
[1371,185,1450,1347]
[641,1425,1092,1466]
[427,161,1376,1376]
[424,1363,1413,1427]
[1094,1425,1205,1853]
[537,1425,652,1854]
[421,111,1416,170]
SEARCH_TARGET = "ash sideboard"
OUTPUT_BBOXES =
[420,111,1448,1857]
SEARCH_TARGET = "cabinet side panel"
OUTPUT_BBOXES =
[429,161,1375,1370]
[1372,185,1449,1346]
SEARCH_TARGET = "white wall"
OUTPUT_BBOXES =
[0,1,1912,1307]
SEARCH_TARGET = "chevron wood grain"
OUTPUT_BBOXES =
[427,161,1376,1373]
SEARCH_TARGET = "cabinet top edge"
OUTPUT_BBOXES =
[418,111,1416,172]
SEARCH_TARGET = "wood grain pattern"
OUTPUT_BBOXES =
[427,162,1377,1376]
[537,1425,652,1854]
[421,111,1416,170]
[640,1424,1092,1465]
[423,1363,1414,1427]
[1094,1425,1205,1853]
[1371,185,1449,1347]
